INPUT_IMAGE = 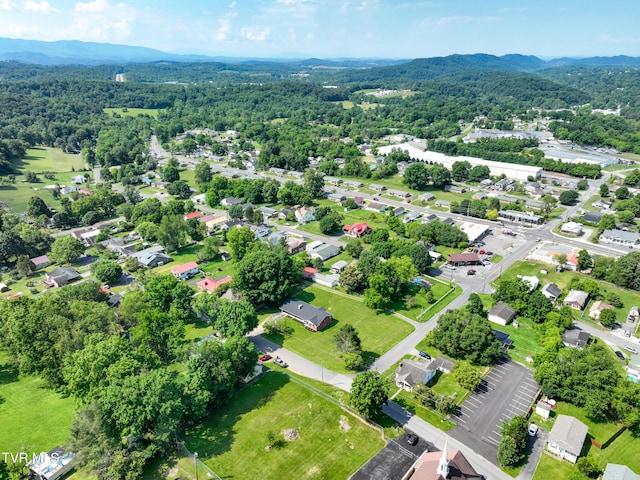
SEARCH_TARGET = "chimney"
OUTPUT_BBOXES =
[298,304,303,310]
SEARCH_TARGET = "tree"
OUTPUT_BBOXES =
[344,197,358,210]
[228,203,243,219]
[212,299,259,337]
[162,164,179,183]
[364,273,393,310]
[156,215,187,253]
[407,244,433,274]
[233,244,297,305]
[27,196,51,218]
[166,179,192,199]
[339,262,366,293]
[466,293,485,316]
[577,179,589,191]
[50,235,85,264]
[197,236,220,262]
[349,371,387,419]
[91,259,123,285]
[598,308,617,328]
[497,415,528,467]
[559,190,579,205]
[599,213,617,231]
[617,210,636,224]
[342,352,365,371]
[131,309,185,363]
[429,165,451,188]
[600,184,610,197]
[526,290,554,323]
[194,160,212,187]
[334,324,362,355]
[452,363,482,391]
[469,165,491,182]
[497,434,521,467]
[577,249,593,271]
[403,163,430,190]
[345,239,363,258]
[15,255,33,278]
[227,226,255,261]
[615,186,630,200]
[451,161,471,182]
[319,213,342,234]
[304,168,325,199]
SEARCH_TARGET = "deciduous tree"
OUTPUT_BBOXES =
[349,371,387,419]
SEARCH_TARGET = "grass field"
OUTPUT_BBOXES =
[184,372,384,479]
[263,285,414,373]
[532,453,577,480]
[0,350,76,453]
[103,107,159,118]
[16,146,84,173]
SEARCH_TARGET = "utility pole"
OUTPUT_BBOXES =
[194,452,199,480]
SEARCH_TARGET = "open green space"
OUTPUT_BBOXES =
[496,316,544,365]
[555,401,621,444]
[184,372,384,479]
[263,285,414,373]
[17,146,84,173]
[391,280,461,322]
[532,453,577,480]
[0,350,76,453]
[103,107,159,118]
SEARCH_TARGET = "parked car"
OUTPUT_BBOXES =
[485,251,493,256]
[478,249,485,255]
[406,433,419,446]
[443,264,456,270]
[624,345,638,354]
[259,354,272,362]
[615,350,626,360]
[467,269,477,275]
[418,351,431,360]
[528,423,539,437]
[274,356,288,368]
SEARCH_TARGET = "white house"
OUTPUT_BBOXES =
[546,415,588,464]
[488,302,517,326]
[560,222,583,236]
[600,229,639,246]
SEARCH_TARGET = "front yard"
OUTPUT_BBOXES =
[262,285,414,373]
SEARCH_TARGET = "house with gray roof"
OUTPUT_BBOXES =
[581,211,603,224]
[488,301,516,326]
[600,229,639,246]
[280,299,332,331]
[603,464,640,480]
[138,252,172,268]
[418,192,436,202]
[547,415,588,464]
[309,243,340,261]
[563,290,589,310]
[45,266,81,288]
[395,359,437,391]
[541,283,562,302]
[562,329,591,349]
[387,189,411,198]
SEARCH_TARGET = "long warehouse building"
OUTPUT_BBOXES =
[377,142,542,181]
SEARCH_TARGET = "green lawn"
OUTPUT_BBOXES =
[391,280,462,322]
[498,316,544,365]
[17,146,84,173]
[184,372,384,479]
[263,285,414,373]
[532,453,577,480]
[0,350,76,453]
[555,402,621,444]
[103,107,159,118]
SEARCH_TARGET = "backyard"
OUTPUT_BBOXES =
[184,372,385,479]
[262,285,414,373]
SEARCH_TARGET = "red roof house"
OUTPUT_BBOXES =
[302,267,319,279]
[171,261,200,279]
[343,222,372,238]
[447,253,481,265]
[184,211,203,220]
[196,276,232,293]
[78,189,92,195]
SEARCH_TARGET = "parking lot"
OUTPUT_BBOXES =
[450,359,539,464]
[350,433,432,480]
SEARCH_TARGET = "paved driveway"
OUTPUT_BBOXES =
[350,433,432,480]
[450,359,539,464]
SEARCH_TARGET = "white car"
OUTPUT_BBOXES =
[528,423,539,437]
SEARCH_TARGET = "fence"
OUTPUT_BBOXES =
[177,441,222,480]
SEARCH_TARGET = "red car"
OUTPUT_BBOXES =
[479,249,485,255]
[259,354,272,362]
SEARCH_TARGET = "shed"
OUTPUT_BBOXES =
[536,400,553,420]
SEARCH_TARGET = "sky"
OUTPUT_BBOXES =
[1,0,640,59]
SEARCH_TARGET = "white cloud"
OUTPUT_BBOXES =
[419,15,498,28]
[1,0,17,11]
[214,13,236,41]
[240,25,271,41]
[75,0,110,12]
[599,33,640,45]
[23,0,57,13]
[228,0,236,6]
[275,0,310,5]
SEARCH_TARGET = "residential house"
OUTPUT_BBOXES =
[278,207,292,220]
[403,447,480,480]
[431,356,456,374]
[287,171,304,179]
[517,275,539,292]
[218,219,243,231]
[351,196,365,208]
[600,229,639,246]
[330,260,349,273]
[71,175,86,184]
[480,179,494,187]
[309,243,340,261]
[313,272,340,287]
[471,192,487,200]
[324,176,342,186]
[171,262,200,280]
[295,206,316,224]
[434,199,450,208]
[403,211,421,223]
[418,192,436,202]
[387,189,411,198]
[488,302,517,326]
[581,211,603,224]
[369,183,386,192]
[396,161,409,174]
[443,184,466,193]
[626,354,640,383]
[365,201,387,213]
[138,251,172,268]
[184,211,203,221]
[564,253,580,271]
[541,283,562,302]
[0,283,9,292]
[561,222,583,235]
[603,464,640,480]
[589,300,614,319]
[196,276,232,293]
[421,213,438,224]
[29,254,50,270]
[220,196,243,208]
[395,359,437,391]
[392,206,406,216]
[562,329,591,348]
[199,214,228,232]
[279,299,333,331]
[593,199,613,210]
[250,225,270,239]
[494,178,516,191]
[546,415,588,464]
[60,185,78,195]
[343,180,364,188]
[28,446,75,480]
[78,229,101,247]
[286,237,306,254]
[327,193,346,203]
[78,189,92,196]
[107,293,122,307]
[269,167,287,175]
[563,290,589,310]
[192,193,207,205]
[45,266,81,288]
[536,400,553,420]
[306,240,324,253]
